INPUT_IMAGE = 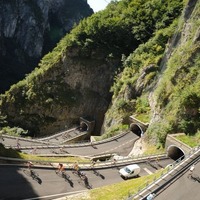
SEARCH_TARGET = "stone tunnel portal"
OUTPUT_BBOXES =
[80,122,89,132]
[167,145,185,160]
[130,123,143,137]
[79,117,95,134]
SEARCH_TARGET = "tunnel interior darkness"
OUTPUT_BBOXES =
[130,123,143,137]
[80,122,88,131]
[167,145,185,160]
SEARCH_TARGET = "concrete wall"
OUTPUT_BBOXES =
[129,116,149,133]
[165,133,192,155]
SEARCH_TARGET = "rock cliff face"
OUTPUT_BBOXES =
[0,0,93,93]
[0,44,120,136]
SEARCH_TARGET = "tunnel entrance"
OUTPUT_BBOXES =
[130,123,143,137]
[167,145,185,160]
[80,122,88,132]
[79,117,95,134]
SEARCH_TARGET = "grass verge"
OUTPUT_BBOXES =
[70,169,166,200]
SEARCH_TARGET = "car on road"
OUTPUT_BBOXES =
[146,193,155,200]
[119,164,140,179]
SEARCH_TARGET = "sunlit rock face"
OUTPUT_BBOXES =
[0,0,93,93]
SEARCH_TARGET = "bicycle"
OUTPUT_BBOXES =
[55,170,70,179]
[23,169,38,178]
[77,173,92,189]
[55,170,74,187]
[72,169,82,177]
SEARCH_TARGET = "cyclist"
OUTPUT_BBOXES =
[90,160,96,168]
[73,162,81,175]
[27,161,33,170]
[112,158,117,165]
[57,163,65,173]
[73,162,79,171]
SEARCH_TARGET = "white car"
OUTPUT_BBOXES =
[119,164,140,179]
[147,193,155,200]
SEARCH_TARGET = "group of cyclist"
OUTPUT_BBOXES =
[26,161,91,188]
[57,162,83,177]
[27,161,88,178]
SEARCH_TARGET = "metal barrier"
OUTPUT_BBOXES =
[37,127,79,140]
[0,152,167,170]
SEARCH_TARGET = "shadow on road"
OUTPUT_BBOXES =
[188,174,200,183]
[0,166,39,199]
[93,169,105,179]
[64,176,74,187]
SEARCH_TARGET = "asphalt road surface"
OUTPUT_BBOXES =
[2,131,139,157]
[0,158,173,200]
[155,160,200,200]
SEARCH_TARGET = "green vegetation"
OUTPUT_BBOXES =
[0,143,89,163]
[143,142,165,155]
[105,20,181,140]
[105,0,200,146]
[94,124,129,141]
[0,127,29,137]
[79,169,166,200]
[20,154,89,164]
[175,131,200,147]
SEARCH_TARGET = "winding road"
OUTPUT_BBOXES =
[0,159,172,200]
[2,130,139,157]
[0,128,193,200]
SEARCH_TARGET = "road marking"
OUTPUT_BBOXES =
[144,167,153,174]
[89,138,136,156]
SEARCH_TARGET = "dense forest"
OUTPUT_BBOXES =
[0,0,199,147]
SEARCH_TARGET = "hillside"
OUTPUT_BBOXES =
[0,0,93,93]
[0,0,199,145]
[102,0,200,146]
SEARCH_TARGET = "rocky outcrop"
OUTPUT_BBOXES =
[0,44,121,136]
[0,0,93,93]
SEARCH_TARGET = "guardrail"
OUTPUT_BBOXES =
[127,145,200,200]
[2,129,131,150]
[60,131,88,144]
[37,127,79,141]
[3,131,129,151]
[0,152,167,170]
[2,134,51,145]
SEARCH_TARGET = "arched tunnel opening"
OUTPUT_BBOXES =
[80,122,89,132]
[130,123,143,137]
[167,145,185,161]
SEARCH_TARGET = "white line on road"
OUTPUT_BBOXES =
[144,167,153,174]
